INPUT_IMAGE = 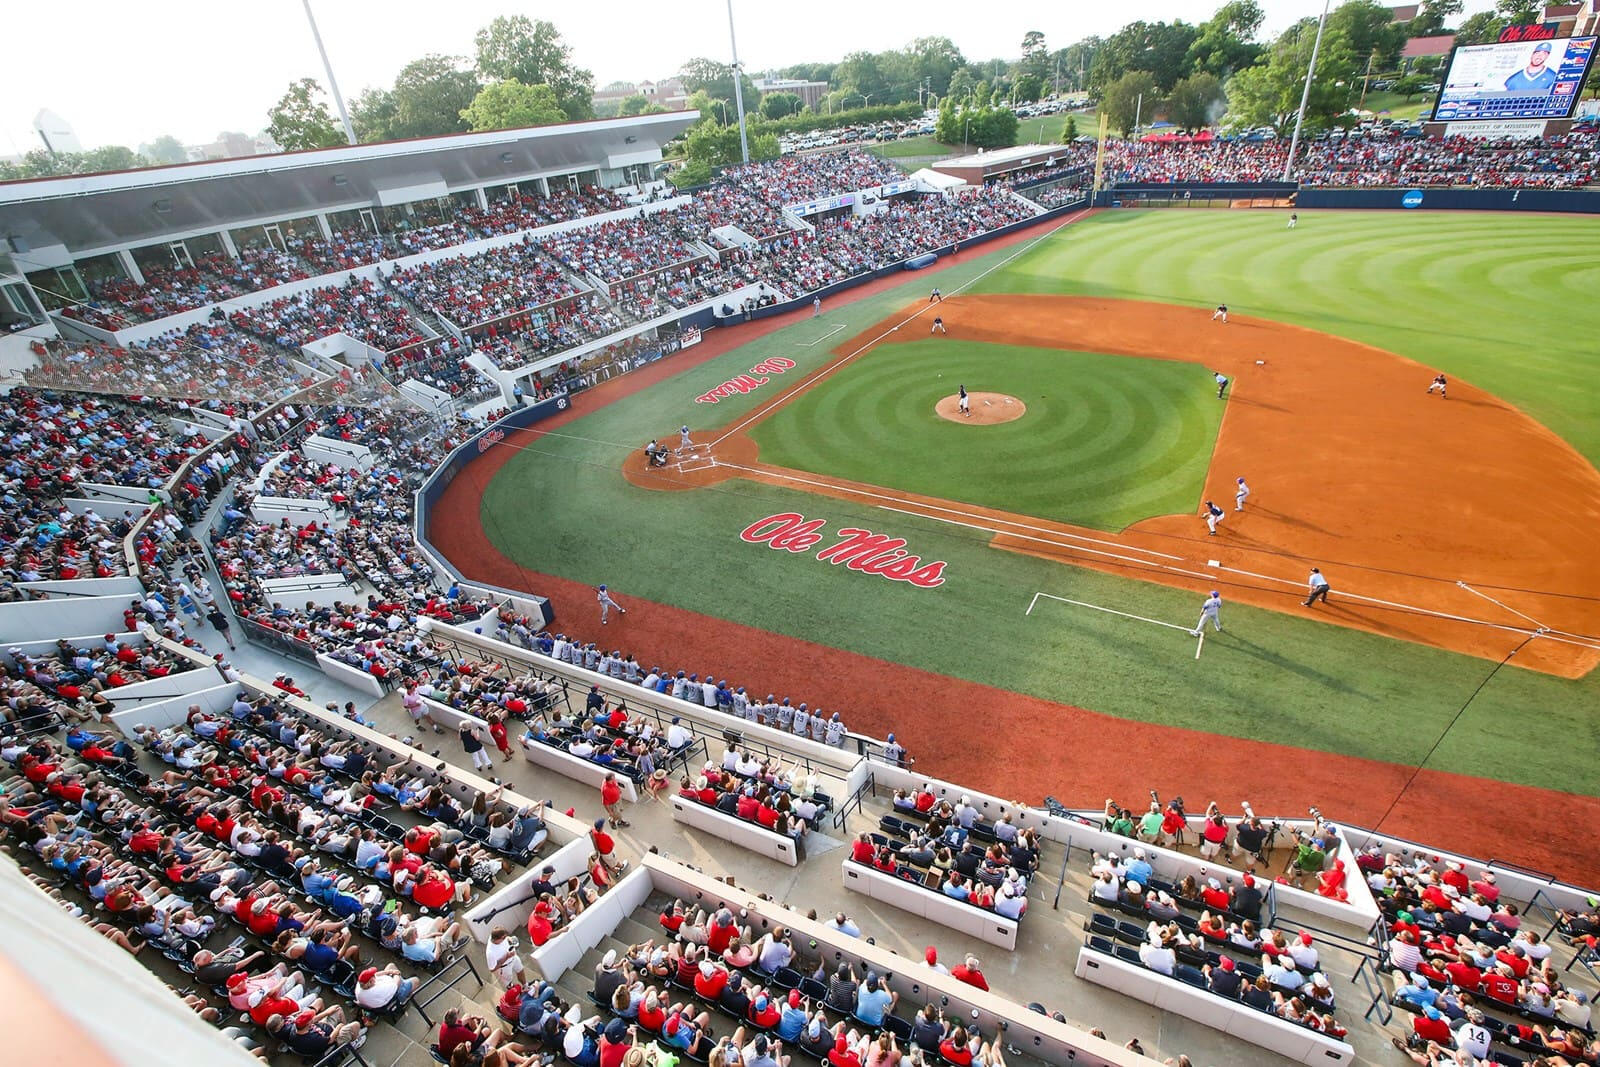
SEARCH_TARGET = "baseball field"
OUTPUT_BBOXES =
[431,209,1600,882]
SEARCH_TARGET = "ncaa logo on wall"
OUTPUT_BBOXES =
[1401,189,1425,209]
[556,397,568,409]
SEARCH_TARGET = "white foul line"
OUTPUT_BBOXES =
[1031,592,1195,633]
[795,324,846,347]
[1195,631,1205,660]
[711,210,1088,448]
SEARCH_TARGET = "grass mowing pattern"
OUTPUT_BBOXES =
[748,340,1225,530]
[479,213,1600,795]
[978,210,1600,470]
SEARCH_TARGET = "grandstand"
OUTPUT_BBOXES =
[5,103,1600,1067]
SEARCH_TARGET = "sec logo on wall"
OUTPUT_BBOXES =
[1401,189,1425,209]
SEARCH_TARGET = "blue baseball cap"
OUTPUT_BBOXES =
[1533,40,1553,52]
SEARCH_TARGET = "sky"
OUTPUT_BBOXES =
[3,0,1499,154]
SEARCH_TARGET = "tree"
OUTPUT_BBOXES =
[1453,10,1503,45]
[1166,72,1225,131]
[1187,1,1266,78]
[1391,73,1432,101]
[1091,20,1201,94]
[0,145,149,181]
[1407,0,1462,37]
[906,36,966,97]
[1056,39,1100,92]
[1012,74,1044,103]
[1225,22,1352,136]
[1495,0,1540,25]
[1101,71,1159,137]
[473,16,594,119]
[460,79,566,131]
[835,51,891,103]
[947,67,978,102]
[142,135,187,165]
[759,92,803,119]
[618,94,651,117]
[679,58,763,113]
[1324,0,1406,77]
[1061,115,1080,142]
[1021,31,1050,80]
[387,55,481,139]
[682,121,778,169]
[266,78,345,151]
[351,88,398,142]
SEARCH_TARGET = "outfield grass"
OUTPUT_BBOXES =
[748,340,1224,530]
[480,212,1600,795]
[862,136,953,159]
[976,211,1600,470]
[1359,91,1436,121]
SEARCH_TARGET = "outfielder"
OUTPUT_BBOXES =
[958,384,970,416]
[1287,213,1297,229]
[1201,499,1225,536]
[597,584,626,624]
[1427,374,1447,398]
[1191,590,1223,636]
[1234,476,1250,511]
[930,315,946,334]
[1212,304,1229,323]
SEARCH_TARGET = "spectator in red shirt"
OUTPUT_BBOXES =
[1411,1005,1451,1045]
[601,772,629,828]
[950,955,989,991]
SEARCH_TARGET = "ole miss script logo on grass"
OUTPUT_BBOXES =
[740,512,948,589]
[696,358,796,404]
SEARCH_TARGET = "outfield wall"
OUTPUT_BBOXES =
[1097,181,1600,213]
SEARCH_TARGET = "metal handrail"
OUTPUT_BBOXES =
[1354,955,1393,1025]
[830,771,877,831]
[405,951,484,1028]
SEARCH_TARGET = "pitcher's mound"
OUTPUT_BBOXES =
[936,392,1027,425]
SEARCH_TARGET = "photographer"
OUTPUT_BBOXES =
[1199,803,1229,860]
[1232,807,1270,867]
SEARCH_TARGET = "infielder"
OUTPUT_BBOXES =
[1234,476,1250,511]
[1304,567,1330,606]
[1427,374,1447,398]
[679,424,693,449]
[1201,499,1225,536]
[1212,304,1229,323]
[597,584,626,624]
[1191,590,1223,636]
[930,315,946,334]
[1214,371,1229,399]
[930,287,943,303]
[958,384,970,416]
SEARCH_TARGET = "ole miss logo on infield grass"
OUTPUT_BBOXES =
[740,512,948,588]
[696,358,796,404]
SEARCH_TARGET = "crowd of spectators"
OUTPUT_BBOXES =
[538,209,711,285]
[229,277,427,352]
[720,151,907,205]
[806,191,1038,276]
[385,241,587,329]
[472,296,628,371]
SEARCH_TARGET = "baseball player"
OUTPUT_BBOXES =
[597,584,626,624]
[791,703,810,738]
[1214,371,1229,399]
[929,287,943,303]
[1212,304,1228,323]
[1427,374,1447,398]
[1191,590,1223,636]
[958,384,970,417]
[1201,499,1225,536]
[1234,476,1250,511]
[812,296,822,318]
[679,425,693,450]
[1304,567,1330,607]
[930,315,946,334]
[1287,212,1297,229]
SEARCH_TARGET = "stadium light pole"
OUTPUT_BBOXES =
[1283,0,1333,182]
[302,0,358,146]
[726,0,750,164]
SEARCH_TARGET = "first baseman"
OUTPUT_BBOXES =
[1191,590,1223,635]
[931,315,946,334]
[1234,476,1250,511]
[597,584,626,624]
